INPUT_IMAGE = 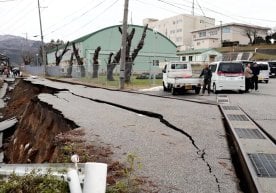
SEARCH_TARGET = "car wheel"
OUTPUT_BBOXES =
[195,87,201,94]
[171,87,177,95]
[265,80,269,84]
[163,82,168,91]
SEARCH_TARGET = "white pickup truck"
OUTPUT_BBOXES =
[162,61,203,95]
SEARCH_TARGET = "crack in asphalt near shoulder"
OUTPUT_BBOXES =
[70,92,221,192]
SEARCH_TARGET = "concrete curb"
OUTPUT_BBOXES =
[220,102,276,193]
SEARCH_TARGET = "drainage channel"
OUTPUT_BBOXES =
[218,95,276,193]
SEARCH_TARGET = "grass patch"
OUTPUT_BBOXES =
[0,170,69,193]
[251,52,276,60]
[58,75,162,90]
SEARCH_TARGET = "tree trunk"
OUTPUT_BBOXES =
[67,52,74,77]
[92,46,101,78]
[125,24,148,83]
[106,53,113,80]
[55,41,70,66]
[107,50,120,81]
[72,42,85,77]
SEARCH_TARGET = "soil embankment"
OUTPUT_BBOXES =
[2,79,78,163]
[0,79,158,192]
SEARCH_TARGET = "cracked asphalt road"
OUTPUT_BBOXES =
[27,78,241,193]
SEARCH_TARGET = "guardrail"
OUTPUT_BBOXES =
[0,162,107,193]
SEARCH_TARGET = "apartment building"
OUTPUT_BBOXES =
[191,23,270,49]
[143,14,215,50]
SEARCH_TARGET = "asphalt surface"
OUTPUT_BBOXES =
[26,77,241,193]
[227,78,276,141]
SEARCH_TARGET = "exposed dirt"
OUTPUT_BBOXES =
[1,79,158,192]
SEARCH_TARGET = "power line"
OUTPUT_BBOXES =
[0,0,17,2]
[58,0,120,41]
[0,0,36,33]
[44,0,108,37]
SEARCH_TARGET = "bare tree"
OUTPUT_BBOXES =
[55,41,70,66]
[125,24,148,83]
[107,51,118,81]
[245,28,258,45]
[72,42,85,77]
[92,46,101,78]
[106,24,148,82]
[22,51,33,65]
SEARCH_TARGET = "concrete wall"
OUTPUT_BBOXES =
[145,14,215,48]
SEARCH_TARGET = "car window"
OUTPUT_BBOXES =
[171,63,187,69]
[218,63,243,73]
[210,64,217,72]
[257,64,268,70]
[268,62,276,67]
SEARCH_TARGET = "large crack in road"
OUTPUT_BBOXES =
[61,91,222,192]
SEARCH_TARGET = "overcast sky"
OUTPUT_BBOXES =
[0,0,275,42]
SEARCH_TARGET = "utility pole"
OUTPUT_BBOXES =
[38,0,46,75]
[220,21,223,47]
[119,0,129,90]
[192,0,194,16]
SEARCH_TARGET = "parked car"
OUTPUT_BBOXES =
[267,61,276,77]
[209,61,245,93]
[136,73,150,79]
[162,61,202,95]
[256,62,269,83]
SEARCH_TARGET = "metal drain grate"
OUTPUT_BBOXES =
[222,106,239,110]
[234,128,265,139]
[218,95,228,98]
[218,99,229,103]
[227,114,249,121]
[248,153,276,177]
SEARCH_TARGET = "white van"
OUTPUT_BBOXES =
[256,62,269,83]
[209,61,245,93]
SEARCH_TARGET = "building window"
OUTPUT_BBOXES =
[181,56,186,61]
[189,56,193,61]
[176,28,182,33]
[209,30,218,36]
[199,31,206,37]
[223,27,230,33]
[176,37,182,42]
[197,42,200,46]
[200,20,204,23]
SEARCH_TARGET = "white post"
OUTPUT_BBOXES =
[67,169,82,193]
[83,162,107,193]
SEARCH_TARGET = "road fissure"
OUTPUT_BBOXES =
[70,91,221,192]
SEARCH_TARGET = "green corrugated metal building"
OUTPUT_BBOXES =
[47,24,178,74]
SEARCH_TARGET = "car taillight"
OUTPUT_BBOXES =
[217,71,223,76]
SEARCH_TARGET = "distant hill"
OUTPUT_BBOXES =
[0,35,41,65]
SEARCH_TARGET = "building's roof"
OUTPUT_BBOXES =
[177,48,219,55]
[47,24,176,53]
[192,22,271,33]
